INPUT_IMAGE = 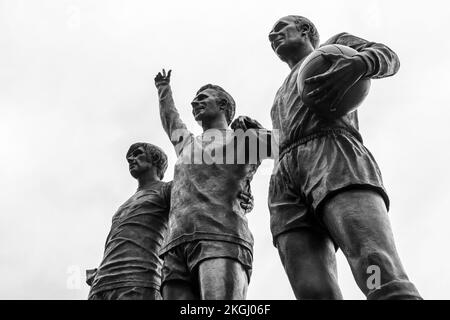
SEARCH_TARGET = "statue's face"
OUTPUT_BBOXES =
[191,88,224,123]
[268,16,304,59]
[127,146,152,178]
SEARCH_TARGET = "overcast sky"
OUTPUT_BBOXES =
[1,0,449,299]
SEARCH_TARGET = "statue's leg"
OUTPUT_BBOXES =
[197,258,248,300]
[188,240,252,300]
[103,287,162,300]
[275,228,342,299]
[162,280,198,300]
[321,189,422,300]
[269,143,342,300]
[160,245,200,300]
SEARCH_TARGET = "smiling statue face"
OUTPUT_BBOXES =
[191,88,224,123]
[127,146,152,179]
[268,16,306,60]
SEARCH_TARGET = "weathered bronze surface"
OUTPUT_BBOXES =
[155,70,267,299]
[87,142,254,300]
[267,15,421,300]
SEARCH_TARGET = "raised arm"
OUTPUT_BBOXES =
[154,69,193,156]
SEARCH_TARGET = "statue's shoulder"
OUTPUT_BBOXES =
[321,32,350,46]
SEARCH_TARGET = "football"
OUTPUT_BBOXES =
[297,44,371,119]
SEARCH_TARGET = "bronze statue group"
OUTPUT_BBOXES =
[86,15,422,300]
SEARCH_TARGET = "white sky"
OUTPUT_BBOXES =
[1,0,449,299]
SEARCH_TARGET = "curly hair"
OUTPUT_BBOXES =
[196,84,236,125]
[287,15,320,49]
[126,142,168,180]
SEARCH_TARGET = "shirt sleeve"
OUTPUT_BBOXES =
[157,84,194,156]
[322,32,400,79]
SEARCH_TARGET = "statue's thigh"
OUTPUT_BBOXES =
[275,229,341,299]
[197,258,248,300]
[321,189,406,285]
[321,188,393,254]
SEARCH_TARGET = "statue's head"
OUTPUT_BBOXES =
[191,84,235,126]
[268,15,320,62]
[126,143,168,180]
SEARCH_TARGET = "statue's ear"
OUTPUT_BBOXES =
[300,24,311,36]
[219,99,228,109]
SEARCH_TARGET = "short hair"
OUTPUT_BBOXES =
[126,142,168,180]
[196,84,236,125]
[287,15,320,49]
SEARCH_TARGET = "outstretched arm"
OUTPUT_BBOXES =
[155,69,193,156]
[305,32,400,109]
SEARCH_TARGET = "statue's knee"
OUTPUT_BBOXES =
[354,248,405,280]
[361,249,391,267]
[294,278,339,300]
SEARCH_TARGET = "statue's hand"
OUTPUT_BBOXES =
[304,53,367,111]
[154,68,172,87]
[231,116,264,131]
[238,190,254,214]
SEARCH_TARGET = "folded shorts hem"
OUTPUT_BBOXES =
[313,183,390,216]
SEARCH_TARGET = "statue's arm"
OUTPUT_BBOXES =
[231,115,274,161]
[323,32,400,79]
[155,70,193,156]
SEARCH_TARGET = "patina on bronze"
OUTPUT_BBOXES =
[155,70,269,300]
[87,143,171,300]
[86,142,254,300]
[267,15,422,300]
